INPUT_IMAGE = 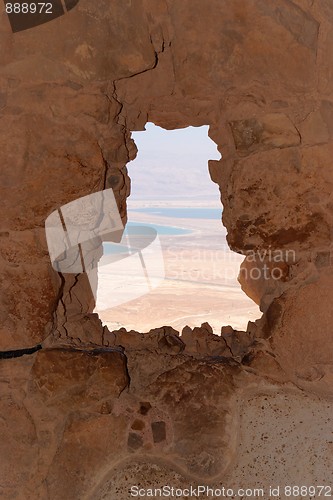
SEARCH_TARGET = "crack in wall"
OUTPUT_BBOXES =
[49,22,169,349]
[0,344,126,360]
[0,344,42,359]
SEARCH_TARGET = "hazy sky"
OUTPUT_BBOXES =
[127,123,221,202]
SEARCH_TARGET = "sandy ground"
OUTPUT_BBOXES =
[95,210,261,334]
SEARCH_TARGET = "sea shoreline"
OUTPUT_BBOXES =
[95,205,261,333]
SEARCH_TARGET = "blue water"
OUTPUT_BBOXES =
[102,209,219,255]
[103,243,129,255]
[131,207,222,220]
[103,221,191,256]
[127,221,191,235]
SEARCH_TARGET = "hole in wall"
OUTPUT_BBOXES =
[94,123,261,334]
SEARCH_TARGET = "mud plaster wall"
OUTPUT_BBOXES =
[0,1,333,498]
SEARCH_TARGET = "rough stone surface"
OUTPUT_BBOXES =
[90,389,333,500]
[1,0,333,497]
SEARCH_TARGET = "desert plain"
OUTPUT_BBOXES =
[95,204,261,333]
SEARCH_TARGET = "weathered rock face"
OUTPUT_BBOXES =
[1,0,333,497]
